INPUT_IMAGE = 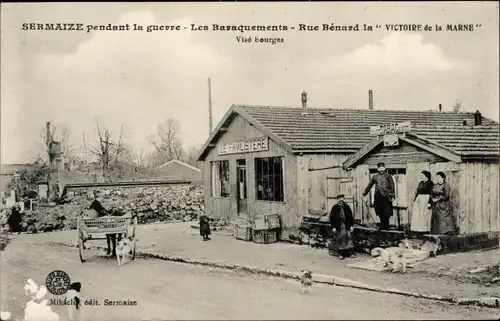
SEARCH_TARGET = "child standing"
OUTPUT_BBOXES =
[199,215,211,241]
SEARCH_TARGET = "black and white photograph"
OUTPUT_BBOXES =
[1,1,499,320]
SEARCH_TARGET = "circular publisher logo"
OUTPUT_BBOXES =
[45,270,71,295]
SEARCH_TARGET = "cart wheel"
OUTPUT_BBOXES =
[131,237,137,260]
[131,217,137,260]
[77,218,86,263]
[79,236,87,263]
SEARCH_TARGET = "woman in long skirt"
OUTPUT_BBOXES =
[199,214,211,241]
[410,170,434,236]
[430,172,457,235]
[329,194,356,260]
[7,205,23,234]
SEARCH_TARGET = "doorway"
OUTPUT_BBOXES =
[327,176,356,215]
[236,159,247,215]
[368,167,408,230]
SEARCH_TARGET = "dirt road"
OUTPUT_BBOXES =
[1,236,497,321]
[27,223,500,300]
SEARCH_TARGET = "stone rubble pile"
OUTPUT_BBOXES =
[1,185,207,234]
[76,185,205,225]
[0,206,76,234]
[288,230,329,248]
[0,227,11,251]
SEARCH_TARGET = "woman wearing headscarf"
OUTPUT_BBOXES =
[7,205,23,234]
[430,171,457,235]
[410,170,434,236]
[329,194,356,260]
[199,214,212,241]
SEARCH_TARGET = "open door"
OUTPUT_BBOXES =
[236,159,247,216]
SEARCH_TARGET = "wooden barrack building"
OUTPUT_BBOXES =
[197,95,499,238]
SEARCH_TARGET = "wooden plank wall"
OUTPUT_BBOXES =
[296,156,309,220]
[303,153,350,214]
[354,165,371,223]
[203,114,299,228]
[353,161,473,231]
[363,142,444,165]
[349,161,500,234]
[454,162,499,234]
[354,141,448,228]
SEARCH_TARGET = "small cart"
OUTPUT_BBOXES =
[76,215,137,263]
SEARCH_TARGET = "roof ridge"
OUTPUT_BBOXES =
[198,103,499,161]
[236,104,486,115]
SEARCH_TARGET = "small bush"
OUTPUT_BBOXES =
[0,228,11,251]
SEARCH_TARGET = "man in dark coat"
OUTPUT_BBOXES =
[88,198,108,216]
[363,162,395,231]
[199,214,211,241]
[7,205,23,234]
[329,194,356,260]
[87,197,119,256]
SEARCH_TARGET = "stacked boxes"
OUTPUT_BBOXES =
[234,223,253,241]
[252,229,279,244]
[252,214,281,244]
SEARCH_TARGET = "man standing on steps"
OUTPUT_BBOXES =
[363,162,395,231]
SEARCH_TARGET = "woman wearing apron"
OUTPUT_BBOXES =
[410,170,434,237]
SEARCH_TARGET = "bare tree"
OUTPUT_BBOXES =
[453,99,463,113]
[131,147,147,168]
[34,123,74,164]
[111,124,131,168]
[147,118,185,167]
[83,119,131,173]
[183,144,202,168]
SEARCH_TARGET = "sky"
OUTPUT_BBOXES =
[1,2,499,164]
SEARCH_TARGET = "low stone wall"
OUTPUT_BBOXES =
[1,184,206,234]
[287,223,404,252]
[67,184,205,224]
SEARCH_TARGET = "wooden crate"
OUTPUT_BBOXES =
[252,229,279,244]
[253,214,281,230]
[234,224,252,241]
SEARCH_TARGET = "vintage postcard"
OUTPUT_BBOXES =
[1,1,499,320]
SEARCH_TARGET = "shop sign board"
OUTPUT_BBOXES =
[218,137,269,155]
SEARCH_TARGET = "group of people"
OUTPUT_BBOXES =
[411,169,457,236]
[328,162,457,259]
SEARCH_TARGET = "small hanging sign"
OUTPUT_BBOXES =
[370,121,412,136]
[433,162,459,172]
[383,134,399,147]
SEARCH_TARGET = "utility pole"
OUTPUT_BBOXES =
[45,121,54,201]
[208,77,213,136]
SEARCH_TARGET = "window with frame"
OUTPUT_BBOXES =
[254,157,284,202]
[211,161,230,197]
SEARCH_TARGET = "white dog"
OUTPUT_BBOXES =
[116,236,133,266]
[299,269,313,294]
[371,247,407,273]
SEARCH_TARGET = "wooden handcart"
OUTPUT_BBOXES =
[76,215,137,263]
